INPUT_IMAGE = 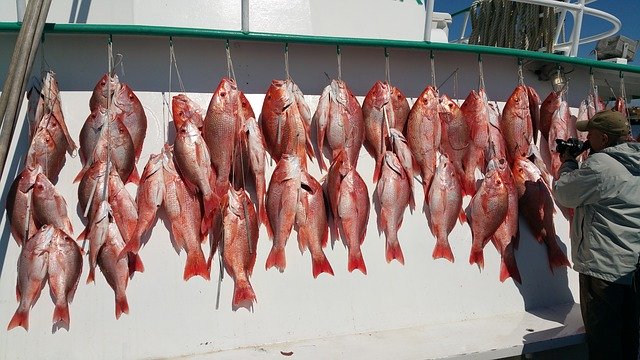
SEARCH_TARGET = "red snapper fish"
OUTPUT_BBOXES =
[38,71,77,153]
[406,85,440,198]
[119,151,165,258]
[203,80,240,197]
[548,100,571,179]
[362,81,410,180]
[296,172,333,278]
[89,73,120,111]
[172,93,204,131]
[31,173,74,236]
[501,85,533,163]
[244,117,268,226]
[47,227,83,329]
[260,78,314,170]
[222,188,259,307]
[512,156,571,271]
[460,89,490,195]
[7,225,53,331]
[26,113,68,183]
[314,79,364,171]
[265,155,302,272]
[112,82,147,162]
[326,150,370,274]
[6,165,41,246]
[487,157,521,283]
[174,120,218,235]
[427,153,464,262]
[468,167,509,269]
[162,149,210,281]
[375,151,412,264]
[539,90,561,142]
[527,86,541,144]
[439,94,470,195]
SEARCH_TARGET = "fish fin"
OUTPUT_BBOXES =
[183,251,210,281]
[372,156,383,183]
[469,248,484,269]
[232,279,256,306]
[385,241,405,265]
[15,283,21,302]
[348,250,367,275]
[7,309,28,331]
[115,295,129,319]
[458,210,467,224]
[265,247,286,272]
[86,267,96,284]
[545,237,571,271]
[312,254,334,278]
[499,255,522,284]
[52,304,70,328]
[77,227,88,241]
[128,253,145,276]
[259,200,268,229]
[432,241,454,262]
[126,167,141,185]
[200,192,218,236]
[118,237,140,260]
[73,166,88,183]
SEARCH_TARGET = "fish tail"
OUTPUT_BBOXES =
[312,253,334,278]
[499,253,522,284]
[545,237,571,272]
[128,253,145,276]
[126,167,141,185]
[73,167,88,183]
[432,241,455,263]
[348,250,367,275]
[52,303,70,328]
[232,279,257,306]
[183,251,210,281]
[265,246,286,272]
[468,248,485,269]
[118,237,140,259]
[7,309,29,331]
[86,267,96,284]
[385,240,405,265]
[115,294,129,319]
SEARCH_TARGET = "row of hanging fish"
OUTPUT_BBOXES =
[6,71,81,331]
[7,68,630,331]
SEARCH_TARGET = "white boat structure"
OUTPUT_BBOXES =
[0,1,638,359]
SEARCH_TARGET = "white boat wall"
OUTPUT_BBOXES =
[0,1,637,359]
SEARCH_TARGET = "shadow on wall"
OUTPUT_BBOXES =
[69,0,92,23]
[0,118,31,278]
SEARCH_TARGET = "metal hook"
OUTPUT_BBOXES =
[337,45,342,81]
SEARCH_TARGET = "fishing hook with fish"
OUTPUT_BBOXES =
[226,40,237,83]
[336,45,342,81]
[284,43,291,81]
[430,51,437,92]
[384,47,391,85]
[478,54,486,91]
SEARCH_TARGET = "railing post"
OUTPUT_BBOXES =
[569,0,586,57]
[424,0,434,42]
[241,0,249,34]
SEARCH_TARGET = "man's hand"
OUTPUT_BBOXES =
[560,151,577,163]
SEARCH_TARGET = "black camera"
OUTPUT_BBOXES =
[555,138,591,157]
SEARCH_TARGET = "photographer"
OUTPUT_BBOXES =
[553,109,640,359]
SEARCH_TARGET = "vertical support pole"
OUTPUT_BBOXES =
[241,0,249,34]
[569,0,585,57]
[424,0,434,42]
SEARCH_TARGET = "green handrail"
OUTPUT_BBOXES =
[1,22,639,75]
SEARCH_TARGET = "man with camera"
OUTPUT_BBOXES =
[553,109,640,359]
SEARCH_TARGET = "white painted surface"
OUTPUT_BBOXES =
[0,32,586,360]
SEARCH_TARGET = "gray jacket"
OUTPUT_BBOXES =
[553,142,640,285]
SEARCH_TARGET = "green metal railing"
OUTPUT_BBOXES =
[1,22,640,75]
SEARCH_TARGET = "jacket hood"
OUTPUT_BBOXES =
[602,142,640,176]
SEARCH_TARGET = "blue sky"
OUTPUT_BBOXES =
[434,1,640,59]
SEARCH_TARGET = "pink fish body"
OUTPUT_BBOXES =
[501,85,533,163]
[406,85,440,195]
[31,173,74,235]
[6,165,41,246]
[112,83,147,161]
[47,228,83,328]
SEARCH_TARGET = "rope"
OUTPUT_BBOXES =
[284,43,290,80]
[337,45,342,81]
[226,40,236,82]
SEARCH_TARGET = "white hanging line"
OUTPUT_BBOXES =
[589,68,599,101]
[337,45,342,81]
[478,54,486,92]
[619,71,627,104]
[430,51,437,92]
[517,58,525,86]
[226,40,236,82]
[284,43,291,81]
[103,34,113,202]
[384,47,391,85]
[169,38,186,93]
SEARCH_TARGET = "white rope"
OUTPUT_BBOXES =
[337,45,342,81]
[226,40,236,82]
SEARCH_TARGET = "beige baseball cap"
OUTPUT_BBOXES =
[576,109,630,136]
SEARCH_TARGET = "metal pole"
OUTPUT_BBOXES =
[569,0,585,57]
[424,0,434,42]
[241,0,249,34]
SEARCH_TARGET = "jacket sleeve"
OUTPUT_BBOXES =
[552,158,603,208]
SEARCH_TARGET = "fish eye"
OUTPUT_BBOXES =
[220,92,226,97]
